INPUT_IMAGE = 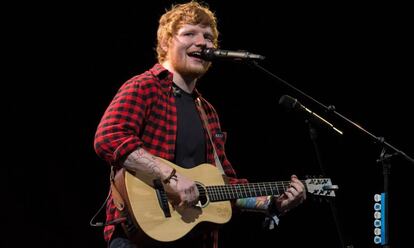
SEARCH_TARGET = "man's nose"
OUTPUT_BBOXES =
[194,34,207,46]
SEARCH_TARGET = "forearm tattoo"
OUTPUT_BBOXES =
[124,149,162,178]
[236,196,272,211]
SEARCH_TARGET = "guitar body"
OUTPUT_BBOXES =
[124,159,232,242]
[118,157,337,243]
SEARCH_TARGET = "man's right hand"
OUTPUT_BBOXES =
[163,170,200,208]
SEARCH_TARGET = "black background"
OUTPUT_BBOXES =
[6,1,413,247]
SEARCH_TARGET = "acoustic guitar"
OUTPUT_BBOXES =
[118,157,338,242]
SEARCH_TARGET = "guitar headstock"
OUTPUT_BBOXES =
[304,177,338,198]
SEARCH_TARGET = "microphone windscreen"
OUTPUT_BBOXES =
[201,48,215,61]
[279,95,299,112]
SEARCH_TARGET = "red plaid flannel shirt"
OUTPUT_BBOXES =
[94,63,247,243]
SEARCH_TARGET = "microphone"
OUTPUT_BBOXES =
[199,48,265,61]
[279,95,343,135]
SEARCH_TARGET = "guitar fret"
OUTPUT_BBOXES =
[239,185,244,198]
[252,183,258,197]
[262,183,268,195]
[260,184,265,195]
[254,183,261,197]
[207,186,214,201]
[268,183,274,195]
[268,183,272,195]
[216,186,222,200]
[257,183,263,194]
[223,185,230,200]
[273,182,280,195]
[229,185,235,199]
[283,181,289,193]
[247,184,253,197]
[218,185,225,201]
[231,185,236,199]
[258,183,265,195]
[210,186,218,201]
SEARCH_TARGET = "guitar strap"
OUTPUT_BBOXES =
[196,97,225,176]
[196,97,230,248]
[110,167,139,239]
[110,167,126,211]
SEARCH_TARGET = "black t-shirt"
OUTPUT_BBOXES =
[173,84,206,168]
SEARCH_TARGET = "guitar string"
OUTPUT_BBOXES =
[197,179,326,199]
[198,181,292,198]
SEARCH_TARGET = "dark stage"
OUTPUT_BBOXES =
[7,1,414,247]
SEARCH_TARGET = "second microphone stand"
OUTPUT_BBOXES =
[248,59,414,248]
[307,121,353,248]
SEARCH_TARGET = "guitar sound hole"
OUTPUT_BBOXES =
[196,183,208,207]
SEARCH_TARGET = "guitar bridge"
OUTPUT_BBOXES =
[153,179,171,218]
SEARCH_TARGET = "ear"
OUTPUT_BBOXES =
[160,37,170,53]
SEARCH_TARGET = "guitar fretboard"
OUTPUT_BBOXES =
[206,181,294,202]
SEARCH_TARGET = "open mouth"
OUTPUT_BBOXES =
[187,51,203,59]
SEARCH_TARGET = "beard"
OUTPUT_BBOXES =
[171,55,211,79]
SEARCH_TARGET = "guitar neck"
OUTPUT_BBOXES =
[206,181,299,202]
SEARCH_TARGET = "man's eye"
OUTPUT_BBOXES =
[204,35,214,42]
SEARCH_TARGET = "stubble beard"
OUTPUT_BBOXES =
[176,60,211,79]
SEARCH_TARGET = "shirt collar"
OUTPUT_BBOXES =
[149,63,201,98]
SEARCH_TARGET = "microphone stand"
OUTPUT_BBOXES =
[248,60,414,248]
[307,121,352,248]
[376,147,392,248]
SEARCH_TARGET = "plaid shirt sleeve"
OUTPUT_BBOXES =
[94,75,155,166]
[94,67,171,242]
[94,75,157,242]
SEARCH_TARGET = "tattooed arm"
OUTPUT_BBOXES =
[123,148,199,207]
[235,175,305,214]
